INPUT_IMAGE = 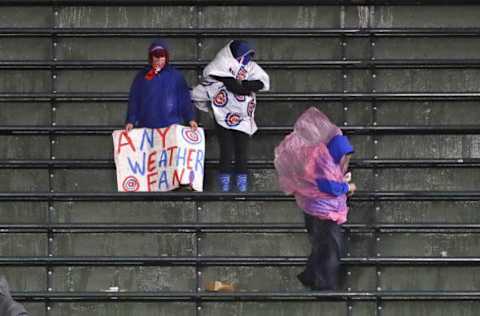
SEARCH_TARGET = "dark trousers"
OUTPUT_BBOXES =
[215,123,250,174]
[300,213,345,290]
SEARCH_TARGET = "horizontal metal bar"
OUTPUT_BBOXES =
[0,256,306,266]
[342,257,480,265]
[2,0,475,6]
[347,224,480,234]
[0,0,399,6]
[0,192,479,201]
[0,0,356,5]
[1,256,480,267]
[0,223,307,234]
[313,191,480,201]
[0,159,478,169]
[2,223,480,234]
[0,60,361,70]
[2,28,480,38]
[4,59,480,69]
[351,159,480,168]
[2,192,295,202]
[3,92,480,102]
[371,59,480,68]
[11,291,480,303]
[1,125,479,135]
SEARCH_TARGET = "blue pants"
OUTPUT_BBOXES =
[299,213,345,290]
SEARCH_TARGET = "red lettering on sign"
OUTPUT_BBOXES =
[172,168,185,186]
[186,148,196,170]
[155,127,170,148]
[147,150,157,172]
[147,172,158,192]
[167,146,178,166]
[117,131,136,154]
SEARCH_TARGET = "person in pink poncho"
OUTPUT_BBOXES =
[274,107,357,290]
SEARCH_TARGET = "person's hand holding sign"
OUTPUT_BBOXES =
[189,120,198,131]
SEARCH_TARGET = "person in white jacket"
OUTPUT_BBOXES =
[192,40,270,192]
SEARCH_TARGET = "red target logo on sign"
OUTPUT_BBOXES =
[213,90,228,107]
[122,176,140,192]
[182,127,202,145]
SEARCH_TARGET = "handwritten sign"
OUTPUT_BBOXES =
[113,125,205,192]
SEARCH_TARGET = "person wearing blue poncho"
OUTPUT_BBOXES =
[125,39,198,131]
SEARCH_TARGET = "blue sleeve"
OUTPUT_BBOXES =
[316,178,349,196]
[126,71,143,125]
[177,74,195,122]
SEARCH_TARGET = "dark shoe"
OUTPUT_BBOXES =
[297,272,334,291]
[297,271,314,288]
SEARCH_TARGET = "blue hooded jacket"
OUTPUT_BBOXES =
[126,39,194,128]
[316,135,355,196]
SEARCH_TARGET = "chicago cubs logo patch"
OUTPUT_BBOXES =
[213,90,228,107]
[235,94,246,102]
[225,113,242,127]
[236,67,247,80]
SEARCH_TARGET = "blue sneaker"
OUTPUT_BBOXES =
[218,173,231,192]
[236,173,248,193]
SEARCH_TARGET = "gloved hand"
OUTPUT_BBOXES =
[241,80,264,92]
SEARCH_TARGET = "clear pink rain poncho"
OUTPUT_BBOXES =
[274,107,351,224]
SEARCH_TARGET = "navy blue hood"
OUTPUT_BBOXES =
[148,39,170,65]
[327,135,354,164]
[229,40,255,66]
[149,39,169,53]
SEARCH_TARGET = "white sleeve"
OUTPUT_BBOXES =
[203,57,234,78]
[191,84,210,113]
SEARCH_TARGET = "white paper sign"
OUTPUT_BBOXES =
[113,125,205,192]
